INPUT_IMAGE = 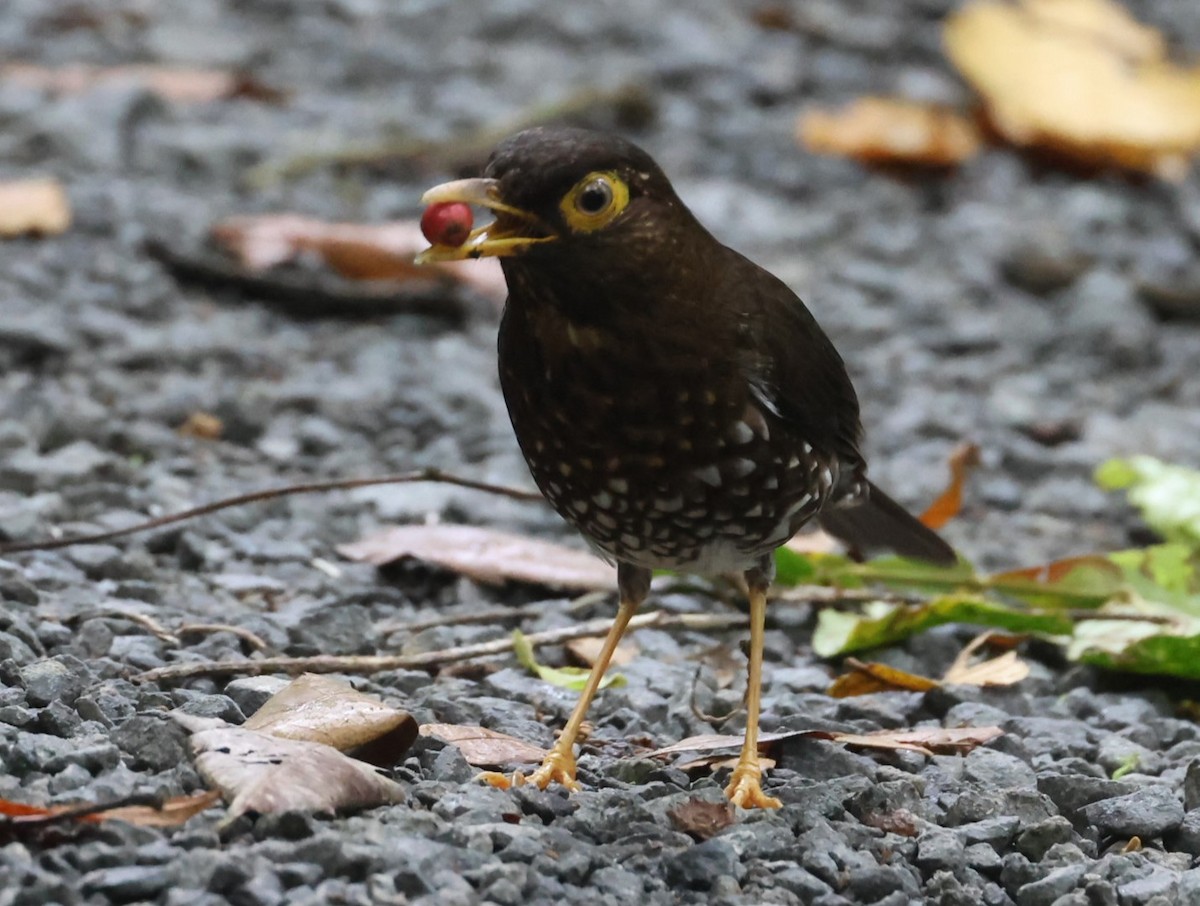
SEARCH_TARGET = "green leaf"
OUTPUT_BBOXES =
[1111,753,1140,780]
[510,629,624,692]
[773,548,817,586]
[1069,619,1200,679]
[1108,544,1200,615]
[812,594,1075,657]
[1095,456,1200,548]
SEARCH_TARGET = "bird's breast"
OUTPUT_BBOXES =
[498,302,839,573]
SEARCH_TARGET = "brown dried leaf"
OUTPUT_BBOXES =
[647,731,801,758]
[188,725,405,818]
[825,725,1004,756]
[675,754,776,773]
[942,632,1031,687]
[209,215,506,302]
[0,178,71,238]
[920,442,982,530]
[420,723,547,767]
[1,63,282,104]
[566,636,638,668]
[650,725,1003,759]
[178,411,224,441]
[0,791,221,828]
[945,0,1200,178]
[861,808,925,837]
[243,674,418,764]
[338,524,617,591]
[799,97,982,167]
[827,658,941,698]
[667,798,736,841]
[100,791,223,827]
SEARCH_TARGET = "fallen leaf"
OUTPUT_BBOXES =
[338,524,617,591]
[0,178,71,238]
[1095,456,1200,548]
[667,798,736,840]
[186,723,405,819]
[566,635,638,668]
[944,0,1200,178]
[647,730,812,759]
[861,808,924,837]
[921,442,982,529]
[675,754,776,773]
[649,725,1003,759]
[243,674,418,766]
[818,725,1004,756]
[1,63,283,104]
[0,791,221,829]
[942,632,1031,686]
[420,723,547,767]
[827,658,941,698]
[512,629,625,692]
[178,411,224,440]
[799,97,982,167]
[99,791,223,828]
[210,215,506,303]
[813,595,1074,657]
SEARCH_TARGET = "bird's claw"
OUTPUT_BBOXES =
[476,749,581,794]
[725,765,782,810]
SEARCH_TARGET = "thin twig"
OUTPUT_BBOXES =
[0,468,543,555]
[58,610,181,646]
[177,624,272,652]
[771,585,926,607]
[135,609,747,684]
[376,590,613,635]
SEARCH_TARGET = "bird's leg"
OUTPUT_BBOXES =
[725,556,782,809]
[480,563,651,794]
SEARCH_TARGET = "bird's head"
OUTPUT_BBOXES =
[417,127,707,296]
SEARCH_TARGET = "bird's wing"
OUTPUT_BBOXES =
[723,249,865,475]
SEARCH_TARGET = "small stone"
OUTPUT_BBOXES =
[1080,785,1183,839]
[1037,773,1134,824]
[82,865,171,902]
[112,714,190,772]
[916,829,966,874]
[665,838,744,890]
[20,656,87,707]
[954,816,1021,849]
[224,676,290,718]
[965,842,1003,874]
[1117,869,1179,904]
[1183,759,1200,811]
[962,747,1037,790]
[1016,863,1087,906]
[589,865,643,899]
[1172,808,1200,855]
[1015,817,1076,861]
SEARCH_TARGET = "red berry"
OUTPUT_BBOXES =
[420,202,473,247]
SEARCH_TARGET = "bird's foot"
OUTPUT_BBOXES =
[477,748,580,793]
[724,764,782,810]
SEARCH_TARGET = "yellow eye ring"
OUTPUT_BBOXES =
[560,171,629,232]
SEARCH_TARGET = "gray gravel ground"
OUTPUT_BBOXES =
[3,0,1200,904]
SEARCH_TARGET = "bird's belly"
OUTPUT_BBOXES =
[503,370,836,574]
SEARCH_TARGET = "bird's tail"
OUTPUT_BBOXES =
[818,480,957,566]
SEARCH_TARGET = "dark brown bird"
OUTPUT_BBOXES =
[418,126,955,809]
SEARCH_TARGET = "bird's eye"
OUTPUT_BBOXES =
[560,171,629,232]
[576,179,613,215]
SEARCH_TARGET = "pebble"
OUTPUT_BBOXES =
[1080,786,1185,840]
